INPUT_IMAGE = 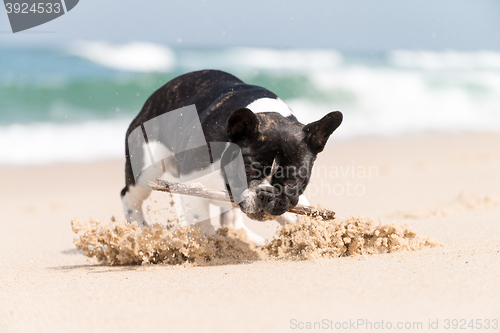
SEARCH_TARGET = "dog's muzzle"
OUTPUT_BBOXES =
[238,183,297,220]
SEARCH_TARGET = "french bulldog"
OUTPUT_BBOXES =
[121,70,342,244]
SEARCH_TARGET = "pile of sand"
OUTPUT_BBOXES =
[71,218,262,265]
[263,216,439,260]
[72,215,439,265]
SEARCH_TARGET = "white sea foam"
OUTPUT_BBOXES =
[175,48,343,73]
[69,41,176,72]
[290,97,500,139]
[389,50,500,70]
[228,48,343,72]
[0,119,129,165]
[4,46,500,165]
[291,66,500,137]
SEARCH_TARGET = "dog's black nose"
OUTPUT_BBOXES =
[257,187,275,207]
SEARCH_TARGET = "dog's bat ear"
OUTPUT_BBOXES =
[227,108,259,142]
[303,111,343,154]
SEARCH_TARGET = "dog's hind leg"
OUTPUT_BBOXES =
[122,129,179,226]
[121,146,164,226]
[121,185,151,226]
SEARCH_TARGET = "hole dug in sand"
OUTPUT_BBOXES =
[71,214,439,266]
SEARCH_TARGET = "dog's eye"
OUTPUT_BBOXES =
[245,165,256,176]
[285,178,298,188]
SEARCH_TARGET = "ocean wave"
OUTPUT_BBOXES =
[0,119,129,165]
[289,88,500,138]
[290,98,500,139]
[389,50,500,70]
[3,46,500,165]
[226,48,343,72]
[288,65,500,136]
[68,41,176,72]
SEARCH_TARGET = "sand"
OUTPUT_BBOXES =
[1,132,500,332]
[71,216,438,265]
[71,218,263,265]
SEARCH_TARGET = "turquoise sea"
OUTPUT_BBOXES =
[1,41,500,165]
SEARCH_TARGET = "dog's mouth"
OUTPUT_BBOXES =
[239,193,293,220]
[244,211,276,221]
[235,183,297,220]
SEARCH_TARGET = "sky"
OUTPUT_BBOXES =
[0,0,499,51]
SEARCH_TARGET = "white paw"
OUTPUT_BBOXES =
[275,212,298,225]
[298,194,310,206]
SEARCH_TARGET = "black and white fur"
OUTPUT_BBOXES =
[121,70,342,244]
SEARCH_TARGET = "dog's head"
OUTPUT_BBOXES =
[221,108,342,221]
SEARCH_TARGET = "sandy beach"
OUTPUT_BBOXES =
[1,132,500,332]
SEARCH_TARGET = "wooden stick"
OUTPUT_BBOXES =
[148,179,335,220]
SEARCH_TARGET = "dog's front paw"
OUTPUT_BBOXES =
[275,212,298,226]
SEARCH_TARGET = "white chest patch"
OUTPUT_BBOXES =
[246,97,293,117]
